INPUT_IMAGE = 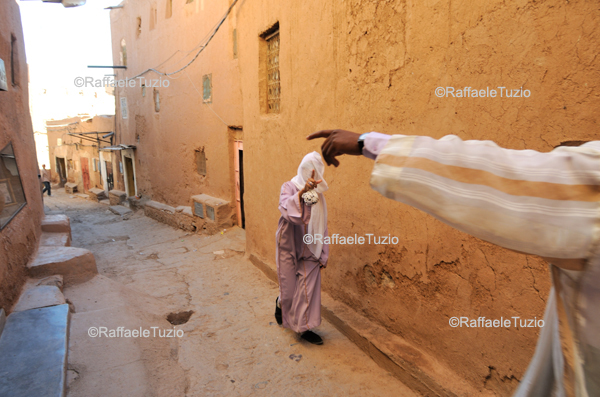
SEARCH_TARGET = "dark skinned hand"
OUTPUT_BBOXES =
[306,129,362,167]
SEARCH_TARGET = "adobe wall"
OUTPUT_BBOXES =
[237,1,599,394]
[110,0,243,208]
[47,116,114,193]
[0,0,44,312]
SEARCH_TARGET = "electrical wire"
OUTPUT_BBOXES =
[130,0,238,79]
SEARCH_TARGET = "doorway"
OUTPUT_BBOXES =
[234,141,245,228]
[105,160,114,191]
[55,157,67,187]
[80,157,90,191]
[124,156,136,197]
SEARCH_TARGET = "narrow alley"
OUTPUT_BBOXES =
[4,0,599,395]
[43,190,416,396]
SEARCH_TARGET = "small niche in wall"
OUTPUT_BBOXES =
[195,148,206,176]
[0,142,27,230]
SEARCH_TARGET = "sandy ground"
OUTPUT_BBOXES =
[42,190,417,396]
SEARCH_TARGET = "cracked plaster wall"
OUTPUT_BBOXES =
[237,0,599,393]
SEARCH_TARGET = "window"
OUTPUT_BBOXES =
[136,17,142,37]
[202,74,212,103]
[0,143,27,229]
[260,24,280,114]
[266,31,280,113]
[142,83,146,97]
[195,149,206,176]
[150,4,157,30]
[154,88,160,112]
[120,39,127,66]
[10,34,18,87]
[166,0,172,18]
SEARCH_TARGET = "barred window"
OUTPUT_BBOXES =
[266,31,280,113]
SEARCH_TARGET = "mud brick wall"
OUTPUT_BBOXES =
[237,1,600,394]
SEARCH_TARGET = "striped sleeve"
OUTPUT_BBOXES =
[369,135,600,259]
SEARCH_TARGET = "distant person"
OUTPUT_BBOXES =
[307,129,599,396]
[40,164,51,196]
[275,152,329,345]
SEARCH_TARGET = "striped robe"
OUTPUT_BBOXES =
[365,132,600,396]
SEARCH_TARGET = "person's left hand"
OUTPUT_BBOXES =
[302,170,322,194]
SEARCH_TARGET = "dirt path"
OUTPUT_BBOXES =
[44,190,417,396]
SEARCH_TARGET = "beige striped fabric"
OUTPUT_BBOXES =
[370,135,600,260]
[369,134,600,396]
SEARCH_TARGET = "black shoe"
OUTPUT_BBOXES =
[275,297,282,325]
[300,330,323,345]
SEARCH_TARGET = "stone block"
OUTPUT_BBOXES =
[146,200,176,213]
[191,194,234,234]
[108,189,127,205]
[28,247,98,286]
[128,196,145,211]
[175,205,193,217]
[144,202,197,232]
[144,201,178,229]
[36,275,64,291]
[65,182,78,194]
[175,206,195,232]
[12,286,66,312]
[40,232,71,247]
[109,205,132,217]
[88,188,107,202]
[41,215,71,240]
[0,305,69,397]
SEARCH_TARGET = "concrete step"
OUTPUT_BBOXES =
[41,215,71,240]
[28,246,98,286]
[109,205,133,217]
[13,285,66,312]
[40,232,71,247]
[0,304,70,397]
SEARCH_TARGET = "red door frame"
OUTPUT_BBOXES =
[80,157,90,191]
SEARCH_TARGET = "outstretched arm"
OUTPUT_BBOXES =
[308,130,600,262]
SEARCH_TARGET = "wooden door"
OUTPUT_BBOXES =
[125,157,135,197]
[234,141,244,228]
[80,157,90,191]
[56,157,67,187]
[105,161,114,191]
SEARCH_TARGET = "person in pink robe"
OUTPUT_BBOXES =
[275,151,330,345]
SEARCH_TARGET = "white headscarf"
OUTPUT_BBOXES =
[291,151,328,259]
